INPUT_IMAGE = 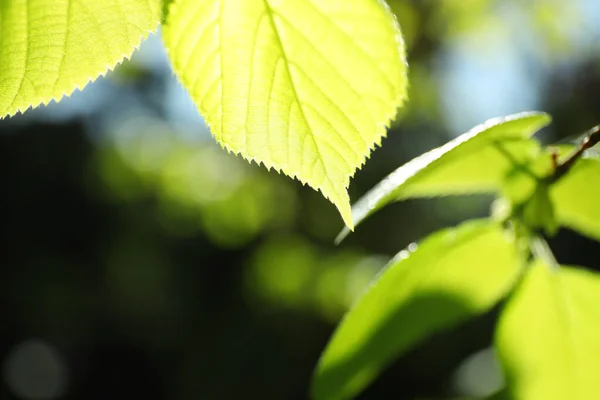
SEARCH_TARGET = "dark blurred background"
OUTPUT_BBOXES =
[1,1,600,399]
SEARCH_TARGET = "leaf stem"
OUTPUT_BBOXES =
[529,236,559,271]
[551,124,600,183]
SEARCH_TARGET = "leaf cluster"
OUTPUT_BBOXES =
[1,2,599,400]
[0,0,408,227]
[314,113,600,400]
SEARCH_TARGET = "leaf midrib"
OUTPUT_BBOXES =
[261,0,334,190]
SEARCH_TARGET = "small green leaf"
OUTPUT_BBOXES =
[496,261,600,400]
[498,148,557,234]
[162,0,408,229]
[0,0,161,117]
[550,157,600,242]
[521,183,557,235]
[500,152,551,207]
[313,219,523,400]
[337,112,550,241]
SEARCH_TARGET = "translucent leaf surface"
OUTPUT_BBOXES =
[551,157,600,242]
[162,0,408,228]
[337,112,549,241]
[500,149,558,235]
[496,261,600,400]
[0,0,161,117]
[313,220,523,400]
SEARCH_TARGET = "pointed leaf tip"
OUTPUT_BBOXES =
[337,197,354,232]
[162,0,408,225]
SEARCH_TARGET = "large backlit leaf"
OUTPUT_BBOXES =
[337,112,549,241]
[496,261,600,400]
[550,157,600,242]
[162,0,408,228]
[0,0,161,117]
[313,220,523,400]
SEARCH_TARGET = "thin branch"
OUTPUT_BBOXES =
[551,124,600,182]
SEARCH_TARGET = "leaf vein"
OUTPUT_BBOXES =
[245,12,268,154]
[272,10,379,138]
[303,0,397,91]
[10,0,31,109]
[262,0,339,194]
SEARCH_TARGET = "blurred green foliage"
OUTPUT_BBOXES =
[97,119,297,246]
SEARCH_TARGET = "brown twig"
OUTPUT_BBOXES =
[551,124,600,182]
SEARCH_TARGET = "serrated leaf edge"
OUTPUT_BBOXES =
[1,24,160,119]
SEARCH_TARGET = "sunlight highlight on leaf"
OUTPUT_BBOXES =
[162,0,408,228]
[337,112,550,242]
[313,219,523,400]
[551,157,600,242]
[0,0,162,117]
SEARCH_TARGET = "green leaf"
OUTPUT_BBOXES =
[313,219,523,400]
[500,159,557,235]
[550,157,600,242]
[500,149,553,207]
[162,0,408,229]
[496,261,600,400]
[521,183,558,235]
[497,148,557,234]
[337,112,550,241]
[0,0,161,117]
